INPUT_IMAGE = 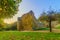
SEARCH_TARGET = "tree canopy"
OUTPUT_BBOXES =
[38,11,58,22]
[0,0,22,18]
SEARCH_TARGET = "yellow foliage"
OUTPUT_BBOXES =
[0,8,2,11]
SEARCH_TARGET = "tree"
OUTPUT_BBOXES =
[38,11,56,22]
[38,10,56,32]
[38,11,48,22]
[48,10,55,32]
[55,12,60,23]
[38,11,49,28]
[0,0,22,18]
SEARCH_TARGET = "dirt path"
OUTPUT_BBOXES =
[52,29,60,33]
[20,29,60,33]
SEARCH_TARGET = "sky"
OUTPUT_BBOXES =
[4,0,60,24]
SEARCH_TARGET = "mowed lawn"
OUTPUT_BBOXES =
[0,31,60,40]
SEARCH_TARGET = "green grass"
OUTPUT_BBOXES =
[55,24,60,29]
[37,27,49,30]
[0,31,60,40]
[56,26,60,29]
[33,27,49,30]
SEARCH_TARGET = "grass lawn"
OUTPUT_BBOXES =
[0,31,60,40]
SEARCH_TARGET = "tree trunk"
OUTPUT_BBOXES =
[49,16,52,32]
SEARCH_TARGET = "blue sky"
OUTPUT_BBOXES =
[18,0,60,18]
[4,0,60,23]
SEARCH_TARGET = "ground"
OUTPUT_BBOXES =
[0,31,60,40]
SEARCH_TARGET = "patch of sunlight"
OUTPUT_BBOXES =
[55,24,60,27]
[4,19,16,24]
[0,8,2,11]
